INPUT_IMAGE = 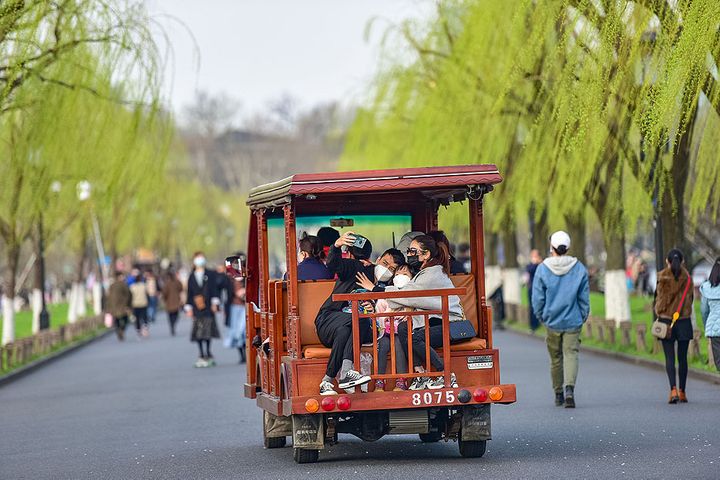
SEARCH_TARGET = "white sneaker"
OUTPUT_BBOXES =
[427,376,445,389]
[337,370,371,389]
[320,381,338,396]
[194,358,207,368]
[449,372,458,388]
[408,377,429,390]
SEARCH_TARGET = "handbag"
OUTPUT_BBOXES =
[651,275,692,340]
[450,320,476,343]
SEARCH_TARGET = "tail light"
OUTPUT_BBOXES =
[473,388,488,402]
[489,386,504,401]
[320,397,336,411]
[337,396,351,411]
[457,389,472,403]
[305,398,320,413]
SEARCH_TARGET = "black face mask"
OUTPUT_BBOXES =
[406,255,421,268]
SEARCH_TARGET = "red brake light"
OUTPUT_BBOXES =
[320,397,336,411]
[337,396,351,411]
[473,388,488,402]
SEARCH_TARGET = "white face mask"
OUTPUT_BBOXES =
[193,256,206,268]
[393,274,411,288]
[374,264,393,283]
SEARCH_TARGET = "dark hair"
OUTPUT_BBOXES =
[382,248,406,268]
[666,248,684,280]
[299,234,323,261]
[316,227,340,248]
[349,235,373,261]
[709,257,720,287]
[413,234,450,274]
[553,245,568,255]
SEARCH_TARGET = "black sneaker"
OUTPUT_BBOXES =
[555,391,564,406]
[564,386,575,408]
[337,370,371,389]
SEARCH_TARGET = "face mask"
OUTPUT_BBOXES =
[406,255,421,268]
[374,264,392,283]
[193,256,206,268]
[393,274,411,288]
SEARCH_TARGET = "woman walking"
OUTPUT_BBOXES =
[185,251,221,367]
[700,258,720,371]
[129,273,150,337]
[161,269,184,336]
[655,249,694,404]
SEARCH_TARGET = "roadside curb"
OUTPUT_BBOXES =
[0,329,112,388]
[502,326,720,385]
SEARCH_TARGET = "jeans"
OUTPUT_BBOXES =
[546,328,581,392]
[315,310,372,378]
[377,335,407,374]
[133,307,148,331]
[167,310,178,335]
[147,296,158,323]
[398,317,445,371]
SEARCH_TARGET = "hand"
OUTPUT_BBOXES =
[335,231,356,248]
[361,301,375,314]
[356,272,375,291]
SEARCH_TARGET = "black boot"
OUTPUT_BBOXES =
[564,386,575,408]
[554,391,564,406]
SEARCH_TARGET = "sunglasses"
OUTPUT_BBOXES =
[406,247,426,255]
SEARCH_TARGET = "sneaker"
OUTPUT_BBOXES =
[555,391,564,406]
[320,381,338,396]
[194,358,207,368]
[408,377,428,390]
[337,370,371,389]
[206,357,216,367]
[564,386,575,408]
[427,376,446,389]
[375,380,386,391]
[393,378,408,391]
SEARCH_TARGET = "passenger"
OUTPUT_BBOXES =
[316,227,341,262]
[428,230,466,274]
[315,232,401,395]
[356,235,463,390]
[296,234,334,281]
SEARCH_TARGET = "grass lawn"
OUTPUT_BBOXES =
[515,287,715,373]
[0,303,78,340]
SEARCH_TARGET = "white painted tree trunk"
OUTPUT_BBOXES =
[92,282,102,315]
[68,283,79,324]
[604,269,631,325]
[485,265,503,298]
[76,283,87,318]
[52,288,63,304]
[2,295,15,345]
[31,288,42,335]
[502,268,522,305]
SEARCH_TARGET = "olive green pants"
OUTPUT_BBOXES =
[546,328,581,393]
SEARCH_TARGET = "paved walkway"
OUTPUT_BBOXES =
[1,314,719,479]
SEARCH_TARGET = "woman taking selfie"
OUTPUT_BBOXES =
[654,249,694,404]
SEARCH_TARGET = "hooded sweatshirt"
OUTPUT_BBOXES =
[531,256,590,331]
[700,281,720,337]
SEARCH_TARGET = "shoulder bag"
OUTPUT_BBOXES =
[651,275,692,340]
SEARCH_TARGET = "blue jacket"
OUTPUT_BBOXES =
[700,281,720,338]
[532,256,590,331]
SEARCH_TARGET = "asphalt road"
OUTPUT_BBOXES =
[2,314,719,480]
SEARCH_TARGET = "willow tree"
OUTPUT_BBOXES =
[0,0,164,344]
[343,0,720,321]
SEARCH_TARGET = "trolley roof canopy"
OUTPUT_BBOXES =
[246,164,503,214]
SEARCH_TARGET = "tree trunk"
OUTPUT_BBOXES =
[529,204,549,251]
[659,125,692,259]
[2,242,20,345]
[485,232,502,297]
[31,227,43,334]
[501,218,521,305]
[565,210,587,266]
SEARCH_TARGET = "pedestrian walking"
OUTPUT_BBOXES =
[526,249,542,332]
[185,251,221,368]
[145,271,159,323]
[106,271,132,341]
[654,249,694,404]
[700,257,720,371]
[532,231,590,408]
[161,269,184,336]
[129,273,150,337]
[224,273,247,363]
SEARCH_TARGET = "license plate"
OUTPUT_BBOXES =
[411,390,457,406]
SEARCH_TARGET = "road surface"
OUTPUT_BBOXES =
[2,315,719,479]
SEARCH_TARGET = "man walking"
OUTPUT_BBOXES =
[526,249,543,332]
[532,231,589,408]
[106,271,132,341]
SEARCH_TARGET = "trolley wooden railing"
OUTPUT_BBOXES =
[333,288,467,389]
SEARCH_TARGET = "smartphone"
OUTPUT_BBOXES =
[352,235,367,249]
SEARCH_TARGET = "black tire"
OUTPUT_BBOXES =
[419,431,443,443]
[264,435,286,449]
[458,439,487,458]
[293,448,319,464]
